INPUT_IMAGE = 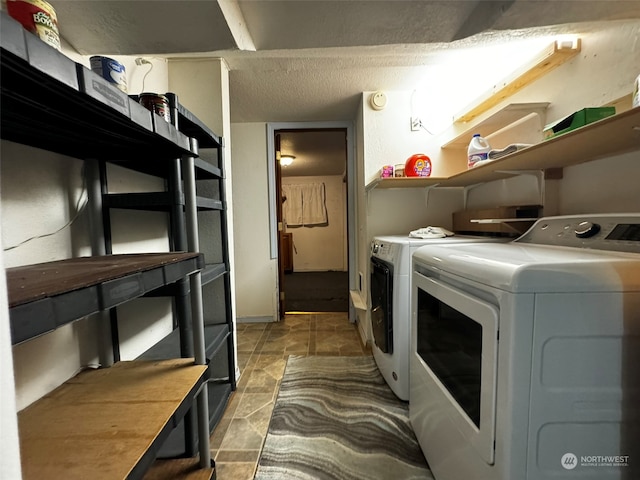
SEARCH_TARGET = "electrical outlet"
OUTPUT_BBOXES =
[411,116,422,131]
[135,57,151,66]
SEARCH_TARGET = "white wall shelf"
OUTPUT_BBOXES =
[349,290,367,311]
[365,176,446,191]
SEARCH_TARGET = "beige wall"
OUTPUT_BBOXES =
[230,122,279,322]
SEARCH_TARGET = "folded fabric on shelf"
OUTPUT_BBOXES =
[488,143,533,160]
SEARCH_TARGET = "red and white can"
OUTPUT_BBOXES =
[5,0,61,51]
[139,93,171,123]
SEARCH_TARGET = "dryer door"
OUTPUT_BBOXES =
[370,256,393,354]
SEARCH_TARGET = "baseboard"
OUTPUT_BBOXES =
[355,313,371,348]
[236,316,275,324]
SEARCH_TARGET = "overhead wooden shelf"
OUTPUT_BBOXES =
[18,359,208,480]
[441,102,550,149]
[443,106,640,187]
[367,107,640,190]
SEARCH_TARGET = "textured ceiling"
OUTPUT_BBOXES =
[279,130,347,177]
[51,1,640,124]
[49,0,640,175]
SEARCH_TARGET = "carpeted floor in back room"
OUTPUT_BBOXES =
[283,271,349,312]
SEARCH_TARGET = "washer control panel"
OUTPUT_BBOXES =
[371,239,396,262]
[515,214,640,253]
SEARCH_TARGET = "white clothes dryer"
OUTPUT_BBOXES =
[410,214,640,480]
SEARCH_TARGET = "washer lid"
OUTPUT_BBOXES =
[413,242,640,293]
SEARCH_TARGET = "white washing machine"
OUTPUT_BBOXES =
[410,214,640,480]
[370,232,507,400]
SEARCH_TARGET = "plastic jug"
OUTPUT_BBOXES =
[467,134,491,169]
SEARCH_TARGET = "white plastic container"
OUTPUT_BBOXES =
[467,133,491,169]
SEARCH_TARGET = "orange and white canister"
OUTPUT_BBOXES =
[4,0,61,51]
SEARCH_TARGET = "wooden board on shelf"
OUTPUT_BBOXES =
[18,359,208,480]
[366,108,639,192]
[7,252,204,345]
[6,253,202,307]
[443,107,640,187]
[453,205,542,236]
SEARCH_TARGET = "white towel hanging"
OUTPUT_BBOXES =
[302,182,328,226]
[282,182,328,227]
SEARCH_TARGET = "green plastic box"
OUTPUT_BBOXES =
[543,107,616,139]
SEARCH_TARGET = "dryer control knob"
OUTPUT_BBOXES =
[575,221,601,238]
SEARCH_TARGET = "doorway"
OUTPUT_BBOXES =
[267,122,355,319]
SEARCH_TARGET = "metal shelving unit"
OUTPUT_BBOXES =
[1,11,234,479]
[117,96,236,459]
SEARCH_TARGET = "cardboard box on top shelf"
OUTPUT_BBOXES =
[543,107,616,139]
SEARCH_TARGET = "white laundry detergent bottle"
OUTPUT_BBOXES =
[467,133,491,169]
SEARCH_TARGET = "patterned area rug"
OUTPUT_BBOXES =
[254,356,433,480]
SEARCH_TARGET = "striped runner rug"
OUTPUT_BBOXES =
[254,355,433,480]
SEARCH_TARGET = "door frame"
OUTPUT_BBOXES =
[266,121,356,320]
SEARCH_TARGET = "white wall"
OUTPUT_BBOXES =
[230,122,278,322]
[0,217,21,479]
[282,175,347,272]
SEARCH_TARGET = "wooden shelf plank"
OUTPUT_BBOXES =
[18,359,208,480]
[441,102,549,149]
[7,253,203,345]
[443,107,640,187]
[367,108,640,191]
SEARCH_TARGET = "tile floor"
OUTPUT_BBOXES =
[211,312,370,479]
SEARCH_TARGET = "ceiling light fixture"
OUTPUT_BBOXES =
[280,155,295,166]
